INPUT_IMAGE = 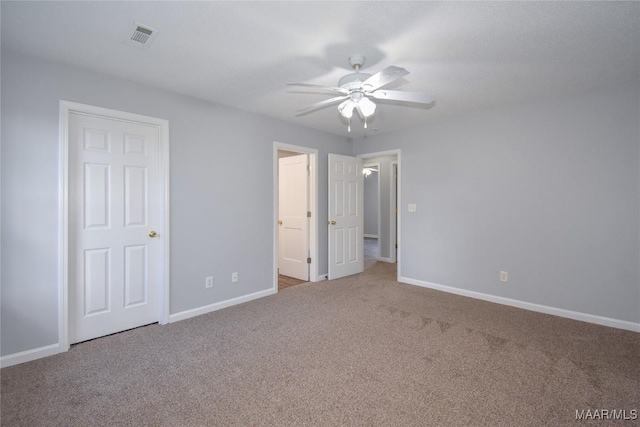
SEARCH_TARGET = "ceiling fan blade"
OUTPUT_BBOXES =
[295,95,350,116]
[362,66,409,91]
[370,89,436,105]
[287,83,349,94]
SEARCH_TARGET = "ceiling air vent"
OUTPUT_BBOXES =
[132,26,153,44]
[125,23,157,49]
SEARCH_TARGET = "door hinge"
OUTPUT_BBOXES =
[395,243,398,249]
[395,207,398,214]
[307,211,311,218]
[307,257,312,264]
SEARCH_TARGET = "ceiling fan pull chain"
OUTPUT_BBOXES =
[364,117,367,129]
[347,117,351,133]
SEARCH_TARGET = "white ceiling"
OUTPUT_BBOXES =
[2,1,638,138]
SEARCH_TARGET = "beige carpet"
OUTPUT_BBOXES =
[2,262,638,426]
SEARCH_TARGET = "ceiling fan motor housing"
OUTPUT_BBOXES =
[338,72,372,89]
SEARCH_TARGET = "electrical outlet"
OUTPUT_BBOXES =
[205,276,214,288]
[231,272,238,283]
[408,203,417,213]
[500,271,508,282]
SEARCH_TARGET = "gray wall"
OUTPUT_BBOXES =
[354,81,640,323]
[363,167,379,237]
[1,51,351,356]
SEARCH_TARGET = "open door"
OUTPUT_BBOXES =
[278,154,310,281]
[328,154,364,280]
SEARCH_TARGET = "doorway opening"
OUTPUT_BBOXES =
[273,142,318,291]
[358,150,401,279]
[363,163,380,268]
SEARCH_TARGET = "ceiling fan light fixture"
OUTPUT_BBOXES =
[338,99,356,118]
[357,97,376,117]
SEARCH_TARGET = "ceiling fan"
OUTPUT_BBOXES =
[288,55,436,132]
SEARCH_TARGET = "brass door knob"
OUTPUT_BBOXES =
[278,220,283,225]
[149,231,158,238]
[330,220,336,225]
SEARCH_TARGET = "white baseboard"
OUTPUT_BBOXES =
[378,257,394,263]
[169,288,276,323]
[364,234,378,239]
[313,274,328,282]
[1,343,61,368]
[399,276,640,333]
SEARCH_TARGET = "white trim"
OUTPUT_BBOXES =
[1,344,61,368]
[308,153,317,281]
[390,161,398,264]
[399,276,640,333]
[273,142,319,290]
[169,289,276,323]
[378,257,394,263]
[59,101,171,352]
[58,103,70,352]
[364,234,379,239]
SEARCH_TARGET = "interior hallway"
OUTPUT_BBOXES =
[364,237,379,269]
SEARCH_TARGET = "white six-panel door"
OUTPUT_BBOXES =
[278,154,310,281]
[68,112,160,344]
[328,154,364,280]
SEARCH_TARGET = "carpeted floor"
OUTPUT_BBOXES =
[1,262,638,426]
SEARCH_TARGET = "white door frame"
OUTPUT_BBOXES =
[58,101,171,352]
[390,160,398,264]
[358,149,401,280]
[278,153,310,281]
[273,142,319,289]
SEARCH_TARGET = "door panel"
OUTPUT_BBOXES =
[328,154,363,279]
[124,245,147,307]
[84,163,110,228]
[124,166,147,226]
[69,112,160,344]
[278,154,310,281]
[84,248,110,315]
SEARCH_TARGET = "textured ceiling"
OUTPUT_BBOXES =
[2,1,638,138]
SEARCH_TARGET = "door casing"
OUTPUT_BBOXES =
[59,101,170,352]
[278,153,310,281]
